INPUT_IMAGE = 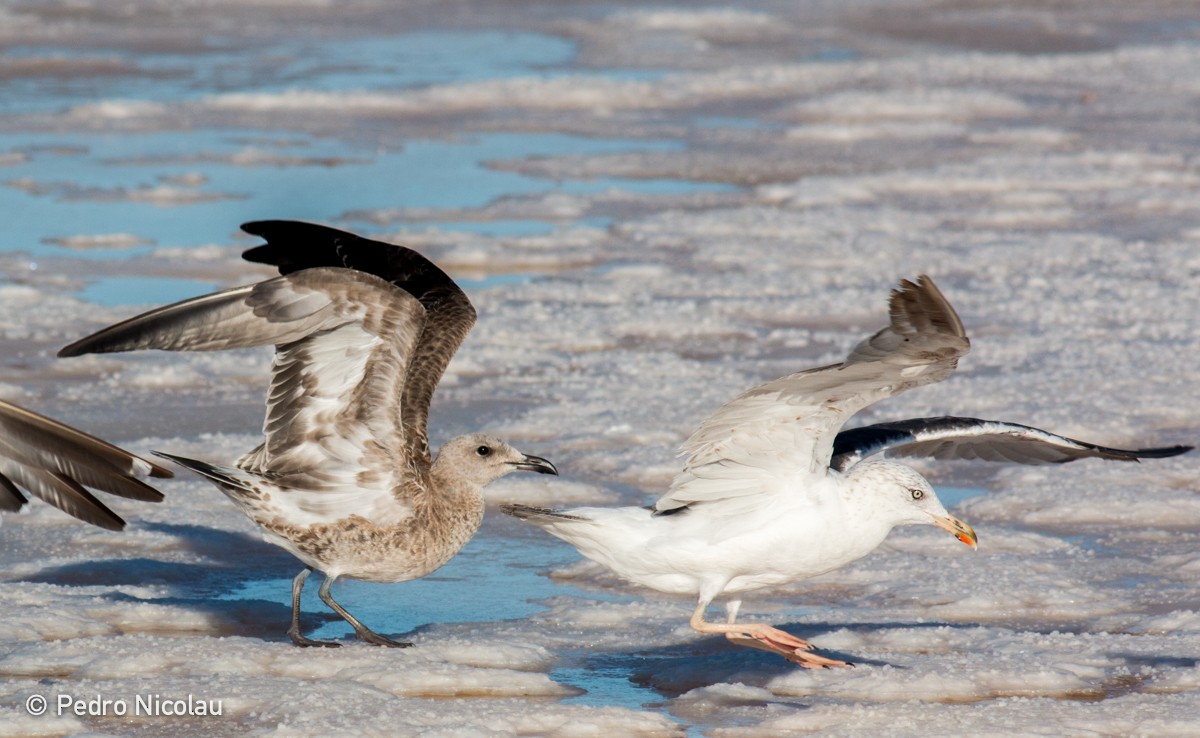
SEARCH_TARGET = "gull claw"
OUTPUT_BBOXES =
[289,633,343,648]
[356,629,413,648]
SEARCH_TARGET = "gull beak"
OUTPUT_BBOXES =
[931,512,978,550]
[509,454,558,476]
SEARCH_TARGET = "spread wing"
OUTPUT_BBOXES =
[240,220,476,465]
[657,275,970,514]
[0,399,172,530]
[830,416,1192,471]
[58,267,428,520]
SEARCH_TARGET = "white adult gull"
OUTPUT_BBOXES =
[505,275,1190,668]
[0,399,171,530]
[59,220,558,647]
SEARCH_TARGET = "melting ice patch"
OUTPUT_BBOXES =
[1,2,1199,737]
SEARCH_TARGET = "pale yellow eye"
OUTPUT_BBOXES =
[910,489,924,501]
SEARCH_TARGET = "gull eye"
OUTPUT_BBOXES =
[910,488,924,501]
[476,446,492,457]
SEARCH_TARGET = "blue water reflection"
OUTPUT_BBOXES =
[2,130,728,270]
[222,523,626,639]
[1,31,577,113]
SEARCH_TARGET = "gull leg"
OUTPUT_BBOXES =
[725,600,742,624]
[287,567,342,647]
[722,599,762,650]
[691,599,848,669]
[317,575,412,648]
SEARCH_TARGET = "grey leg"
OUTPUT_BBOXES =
[286,567,342,648]
[317,575,412,648]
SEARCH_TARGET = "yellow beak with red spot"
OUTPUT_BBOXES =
[931,513,978,550]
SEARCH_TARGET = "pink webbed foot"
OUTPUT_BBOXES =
[725,624,851,669]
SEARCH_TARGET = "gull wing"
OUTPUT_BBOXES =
[240,220,476,465]
[657,276,969,514]
[0,399,172,530]
[830,416,1192,471]
[59,268,428,522]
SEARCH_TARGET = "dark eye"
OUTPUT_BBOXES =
[476,446,492,457]
[910,488,924,500]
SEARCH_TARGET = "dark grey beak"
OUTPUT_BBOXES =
[509,454,558,475]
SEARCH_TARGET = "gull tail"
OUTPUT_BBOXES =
[151,451,262,504]
[502,503,659,585]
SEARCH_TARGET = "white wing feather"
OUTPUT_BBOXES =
[658,276,969,513]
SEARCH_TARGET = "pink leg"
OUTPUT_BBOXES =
[691,600,850,669]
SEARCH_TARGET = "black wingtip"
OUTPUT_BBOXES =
[239,220,271,236]
[0,474,27,512]
[894,274,967,340]
[240,219,324,238]
[90,509,127,531]
[240,219,350,243]
[239,220,360,270]
[1130,444,1193,460]
[57,340,87,358]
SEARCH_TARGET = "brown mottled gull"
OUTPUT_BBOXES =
[59,220,557,647]
[0,399,171,530]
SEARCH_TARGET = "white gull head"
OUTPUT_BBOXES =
[841,460,977,549]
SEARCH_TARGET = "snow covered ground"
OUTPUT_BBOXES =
[1,0,1199,735]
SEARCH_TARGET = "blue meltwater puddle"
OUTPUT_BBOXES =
[0,26,735,311]
[220,520,621,638]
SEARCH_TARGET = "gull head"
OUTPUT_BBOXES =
[845,461,977,550]
[434,434,559,487]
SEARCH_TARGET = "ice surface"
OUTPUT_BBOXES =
[2,0,1199,736]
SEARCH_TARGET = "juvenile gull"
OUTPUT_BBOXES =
[59,220,557,647]
[0,399,171,530]
[505,275,1189,668]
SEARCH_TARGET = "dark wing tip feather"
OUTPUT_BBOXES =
[240,220,359,274]
[57,337,92,358]
[0,473,27,512]
[890,275,967,340]
[240,220,471,306]
[31,472,127,531]
[834,416,1193,470]
[93,473,166,502]
[0,401,172,510]
[1116,444,1193,461]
